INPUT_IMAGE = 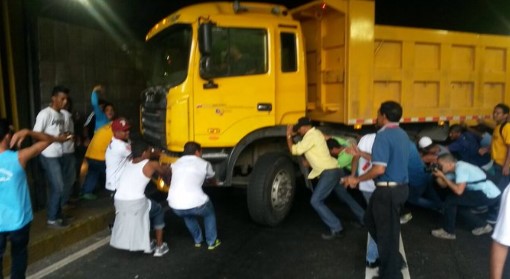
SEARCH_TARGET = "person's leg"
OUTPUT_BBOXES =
[197,200,218,246]
[149,200,165,246]
[39,156,64,221]
[173,208,203,244]
[490,241,509,279]
[332,184,365,224]
[81,159,102,195]
[310,169,342,233]
[455,191,492,229]
[361,191,379,264]
[0,231,6,278]
[61,153,76,206]
[9,223,31,279]
[442,194,459,234]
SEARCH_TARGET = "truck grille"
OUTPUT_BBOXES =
[140,86,167,148]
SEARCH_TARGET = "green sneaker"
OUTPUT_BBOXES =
[81,193,97,200]
[208,239,221,250]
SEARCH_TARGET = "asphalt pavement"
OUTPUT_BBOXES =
[27,186,509,279]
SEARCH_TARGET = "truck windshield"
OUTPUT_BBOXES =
[144,24,192,87]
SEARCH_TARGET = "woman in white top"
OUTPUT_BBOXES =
[111,140,170,257]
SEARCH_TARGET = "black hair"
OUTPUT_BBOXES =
[495,103,510,115]
[326,138,341,150]
[52,85,70,97]
[379,101,403,122]
[130,139,149,158]
[449,124,464,134]
[183,141,201,155]
[0,119,9,142]
[103,102,114,112]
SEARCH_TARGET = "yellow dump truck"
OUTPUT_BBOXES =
[140,0,510,225]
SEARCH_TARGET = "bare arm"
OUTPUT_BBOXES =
[286,125,294,152]
[433,170,466,195]
[12,130,65,168]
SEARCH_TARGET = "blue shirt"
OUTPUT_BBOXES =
[91,90,109,132]
[448,132,490,167]
[372,123,410,183]
[408,140,431,187]
[0,150,33,231]
[455,161,500,199]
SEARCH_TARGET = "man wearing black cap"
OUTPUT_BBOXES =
[286,117,345,239]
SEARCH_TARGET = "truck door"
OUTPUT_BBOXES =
[194,26,275,147]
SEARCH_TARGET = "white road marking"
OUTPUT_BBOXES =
[365,233,411,279]
[27,236,111,279]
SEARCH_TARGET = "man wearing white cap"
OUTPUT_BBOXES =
[418,136,449,164]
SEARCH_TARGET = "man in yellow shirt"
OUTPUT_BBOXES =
[286,117,344,239]
[80,123,113,200]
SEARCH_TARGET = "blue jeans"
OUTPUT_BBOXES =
[0,223,31,279]
[310,169,342,233]
[333,183,365,224]
[81,159,106,194]
[39,155,65,221]
[362,191,379,264]
[149,200,165,230]
[172,200,218,246]
[487,164,509,221]
[61,153,76,206]
[408,176,442,210]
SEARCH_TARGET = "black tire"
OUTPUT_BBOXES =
[247,152,296,226]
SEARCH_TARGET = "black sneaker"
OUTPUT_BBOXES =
[321,230,345,240]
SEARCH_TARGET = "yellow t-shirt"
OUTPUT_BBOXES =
[491,123,510,166]
[291,127,338,179]
[85,123,113,161]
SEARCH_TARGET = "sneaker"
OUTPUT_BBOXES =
[400,213,413,224]
[145,240,157,254]
[366,259,380,268]
[321,230,345,240]
[81,193,97,200]
[153,242,169,257]
[58,214,75,222]
[472,224,493,236]
[208,239,221,250]
[194,243,202,248]
[431,228,456,240]
[47,219,70,229]
[471,206,488,214]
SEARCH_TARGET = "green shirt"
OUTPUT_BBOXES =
[333,136,353,171]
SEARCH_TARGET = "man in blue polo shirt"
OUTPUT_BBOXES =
[343,101,409,279]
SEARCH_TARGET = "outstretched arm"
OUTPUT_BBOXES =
[12,130,66,168]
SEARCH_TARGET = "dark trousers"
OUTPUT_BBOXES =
[443,190,499,233]
[0,223,31,279]
[365,184,408,279]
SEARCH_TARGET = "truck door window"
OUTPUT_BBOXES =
[209,27,267,77]
[280,32,297,72]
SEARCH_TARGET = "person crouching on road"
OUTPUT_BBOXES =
[287,117,344,240]
[431,153,501,240]
[0,119,67,278]
[167,141,221,250]
[110,140,170,257]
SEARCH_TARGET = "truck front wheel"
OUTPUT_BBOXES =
[247,153,295,226]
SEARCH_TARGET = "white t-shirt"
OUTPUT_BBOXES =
[61,109,75,154]
[357,133,376,193]
[492,185,510,246]
[105,138,131,191]
[33,107,64,158]
[167,155,215,210]
[115,159,149,201]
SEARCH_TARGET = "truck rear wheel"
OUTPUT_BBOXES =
[247,153,295,226]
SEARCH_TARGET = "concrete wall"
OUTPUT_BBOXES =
[36,17,145,128]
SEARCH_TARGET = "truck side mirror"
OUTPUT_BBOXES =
[199,22,214,80]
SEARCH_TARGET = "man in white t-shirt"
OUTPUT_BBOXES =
[349,133,378,268]
[490,183,510,279]
[167,141,221,250]
[105,117,131,193]
[33,85,71,228]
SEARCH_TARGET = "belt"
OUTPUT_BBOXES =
[376,181,399,187]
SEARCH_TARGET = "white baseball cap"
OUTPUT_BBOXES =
[418,136,433,149]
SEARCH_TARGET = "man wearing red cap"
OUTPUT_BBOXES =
[105,118,132,193]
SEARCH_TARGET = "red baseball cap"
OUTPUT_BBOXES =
[112,118,131,132]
